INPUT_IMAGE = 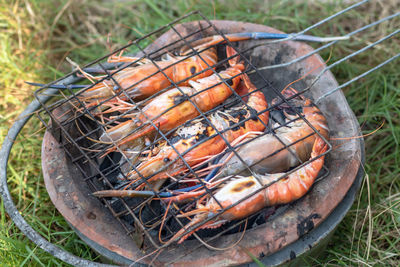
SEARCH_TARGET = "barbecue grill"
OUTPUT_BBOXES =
[37,16,357,265]
[1,2,398,266]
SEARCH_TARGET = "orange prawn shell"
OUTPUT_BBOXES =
[284,99,329,159]
[113,61,174,100]
[210,74,269,143]
[264,137,327,206]
[80,80,115,100]
[157,119,226,167]
[136,87,200,131]
[206,177,269,221]
[172,47,218,85]
[191,67,243,111]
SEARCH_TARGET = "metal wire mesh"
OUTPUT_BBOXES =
[33,3,399,260]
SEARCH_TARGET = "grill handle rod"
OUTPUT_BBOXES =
[25,31,349,89]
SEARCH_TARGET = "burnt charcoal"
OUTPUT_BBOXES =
[148,229,160,240]
[270,110,286,126]
[165,215,190,235]
[120,213,135,226]
[139,201,163,226]
[109,197,143,225]
[99,152,122,185]
[49,101,75,142]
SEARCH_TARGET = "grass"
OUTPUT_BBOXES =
[0,0,399,266]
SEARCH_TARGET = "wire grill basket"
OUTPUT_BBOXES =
[34,10,332,252]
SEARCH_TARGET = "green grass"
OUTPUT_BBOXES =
[1,0,399,266]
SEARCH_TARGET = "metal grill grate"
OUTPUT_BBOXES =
[32,3,399,262]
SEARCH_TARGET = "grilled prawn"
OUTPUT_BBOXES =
[214,86,329,179]
[78,33,258,102]
[171,137,328,244]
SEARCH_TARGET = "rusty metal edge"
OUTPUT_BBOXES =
[67,222,145,266]
[42,130,144,264]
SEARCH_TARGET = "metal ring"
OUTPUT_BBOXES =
[0,85,116,267]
